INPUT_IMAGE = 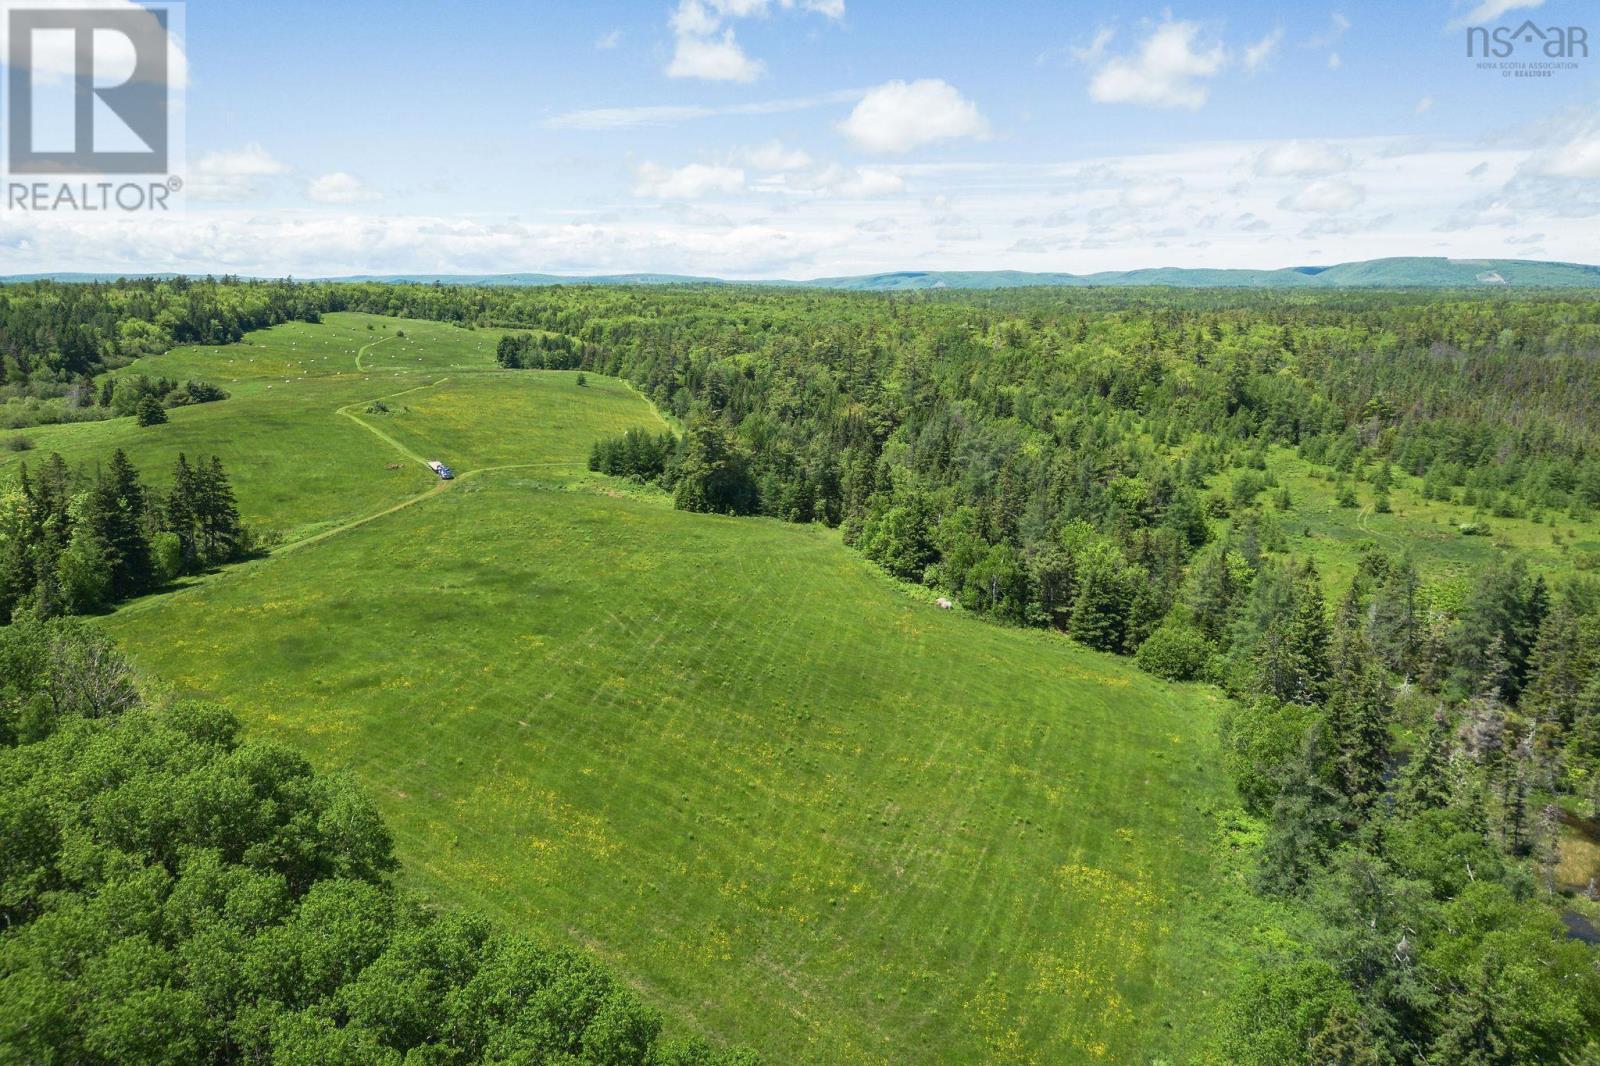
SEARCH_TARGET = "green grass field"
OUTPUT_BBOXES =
[1239,447,1600,604]
[11,313,1245,1063]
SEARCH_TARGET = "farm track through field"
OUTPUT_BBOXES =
[354,334,393,371]
[117,370,577,617]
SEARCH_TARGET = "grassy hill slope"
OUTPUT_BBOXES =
[7,313,1244,1063]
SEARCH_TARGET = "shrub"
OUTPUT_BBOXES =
[1135,621,1214,682]
[4,435,33,452]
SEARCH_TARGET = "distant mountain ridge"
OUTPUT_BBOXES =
[7,258,1600,290]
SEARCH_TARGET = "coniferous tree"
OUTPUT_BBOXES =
[1258,729,1346,894]
[1067,541,1133,653]
[196,457,244,564]
[1522,600,1589,730]
[1396,710,1454,815]
[1368,557,1420,675]
[135,394,168,427]
[1289,565,1333,700]
[83,450,152,599]
[1326,622,1392,815]
[165,453,200,572]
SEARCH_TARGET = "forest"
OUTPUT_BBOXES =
[1,277,1598,1061]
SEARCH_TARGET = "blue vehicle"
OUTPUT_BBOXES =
[427,460,455,480]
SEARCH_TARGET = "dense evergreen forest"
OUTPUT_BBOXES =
[2,277,1599,1060]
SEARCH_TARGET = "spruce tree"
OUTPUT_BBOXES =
[1284,563,1332,705]
[165,453,200,573]
[196,457,244,564]
[1396,710,1454,815]
[83,450,152,599]
[1326,622,1391,815]
[135,394,168,427]
[1523,601,1587,729]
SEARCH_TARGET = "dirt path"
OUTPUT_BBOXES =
[334,378,451,469]
[276,462,572,556]
[112,377,581,618]
[354,335,393,372]
[1356,503,1402,551]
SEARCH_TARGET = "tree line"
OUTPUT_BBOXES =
[0,620,757,1065]
[0,449,246,620]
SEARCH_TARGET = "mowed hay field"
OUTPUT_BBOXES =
[39,315,1241,1063]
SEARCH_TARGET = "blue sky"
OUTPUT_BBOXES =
[6,0,1600,276]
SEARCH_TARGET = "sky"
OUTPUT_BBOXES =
[2,0,1599,277]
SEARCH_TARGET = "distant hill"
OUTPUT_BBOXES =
[805,259,1600,290]
[7,257,1600,290]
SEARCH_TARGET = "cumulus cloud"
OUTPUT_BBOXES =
[1255,141,1353,178]
[1279,178,1366,213]
[189,144,288,203]
[1087,18,1227,109]
[306,172,382,205]
[634,162,747,199]
[838,79,989,154]
[666,0,843,82]
[667,30,763,81]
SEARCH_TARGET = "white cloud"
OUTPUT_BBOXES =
[667,29,763,81]
[189,144,288,203]
[1255,141,1352,178]
[1071,27,1116,64]
[1279,178,1366,213]
[1310,12,1351,47]
[1530,136,1600,179]
[1415,96,1434,115]
[1243,29,1283,71]
[595,30,622,49]
[1327,52,1342,70]
[1088,19,1227,109]
[838,79,989,154]
[1450,0,1543,29]
[544,88,862,130]
[817,165,904,197]
[1121,177,1184,208]
[10,137,1596,279]
[306,172,382,205]
[742,141,814,171]
[634,162,747,199]
[666,0,843,82]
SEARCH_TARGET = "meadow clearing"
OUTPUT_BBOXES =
[0,313,1249,1062]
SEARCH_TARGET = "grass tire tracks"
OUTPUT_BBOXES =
[335,377,452,470]
[115,381,581,618]
[354,334,393,371]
